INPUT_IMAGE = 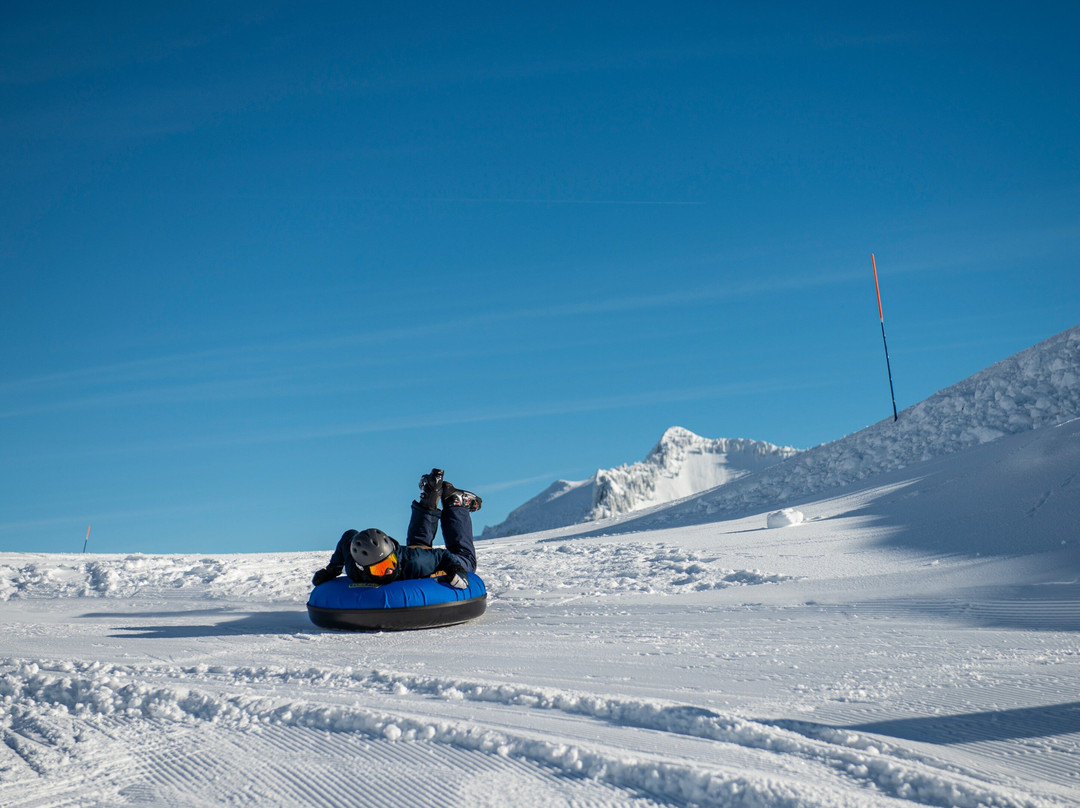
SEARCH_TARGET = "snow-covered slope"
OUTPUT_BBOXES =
[482,427,799,537]
[583,324,1080,536]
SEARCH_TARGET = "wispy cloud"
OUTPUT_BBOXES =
[0,332,421,419]
[333,24,934,98]
[1,262,852,422]
[526,272,860,320]
[477,471,570,494]
[71,375,826,458]
[0,8,267,87]
[881,221,1080,278]
[0,268,838,388]
[0,492,278,538]
[290,378,812,441]
[334,196,707,206]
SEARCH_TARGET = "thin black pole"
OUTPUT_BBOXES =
[872,253,898,422]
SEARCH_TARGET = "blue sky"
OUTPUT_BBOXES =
[2,1,1078,554]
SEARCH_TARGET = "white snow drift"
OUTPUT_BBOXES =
[767,508,805,528]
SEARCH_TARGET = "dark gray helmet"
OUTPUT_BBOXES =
[349,528,395,567]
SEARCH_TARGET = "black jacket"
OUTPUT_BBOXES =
[323,533,462,584]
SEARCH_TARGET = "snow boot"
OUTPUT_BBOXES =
[442,483,482,512]
[418,468,444,512]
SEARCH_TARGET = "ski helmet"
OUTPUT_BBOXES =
[349,528,395,567]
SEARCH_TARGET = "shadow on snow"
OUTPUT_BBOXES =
[78,608,313,638]
[779,702,1080,746]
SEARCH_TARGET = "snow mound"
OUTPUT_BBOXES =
[0,543,791,603]
[607,325,1080,532]
[0,552,323,603]
[481,540,794,596]
[767,509,805,528]
[483,427,799,538]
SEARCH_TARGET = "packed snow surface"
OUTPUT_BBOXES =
[2,326,1080,808]
[483,427,799,538]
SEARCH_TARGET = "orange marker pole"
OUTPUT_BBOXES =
[872,254,898,422]
[82,524,91,553]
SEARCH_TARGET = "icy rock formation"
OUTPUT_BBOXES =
[482,427,799,538]
[591,428,800,519]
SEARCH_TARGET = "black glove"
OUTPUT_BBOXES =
[312,568,337,586]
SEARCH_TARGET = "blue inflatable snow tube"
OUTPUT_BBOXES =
[307,574,487,631]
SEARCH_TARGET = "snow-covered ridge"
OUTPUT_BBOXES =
[483,426,799,538]
[617,324,1080,531]
[593,427,801,519]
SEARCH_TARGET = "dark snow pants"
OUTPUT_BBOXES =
[405,502,477,572]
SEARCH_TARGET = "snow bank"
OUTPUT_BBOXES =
[629,325,1080,529]
[0,542,792,603]
[485,540,793,595]
[0,553,322,603]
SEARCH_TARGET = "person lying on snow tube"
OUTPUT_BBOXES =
[311,469,481,589]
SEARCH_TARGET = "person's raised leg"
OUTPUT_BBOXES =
[406,469,443,548]
[439,481,481,571]
[439,506,476,571]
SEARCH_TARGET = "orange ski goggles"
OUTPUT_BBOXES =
[366,553,398,578]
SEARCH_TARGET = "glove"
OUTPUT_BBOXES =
[446,564,468,589]
[312,568,337,586]
[448,572,468,589]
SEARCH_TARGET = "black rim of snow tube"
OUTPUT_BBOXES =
[307,594,487,631]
